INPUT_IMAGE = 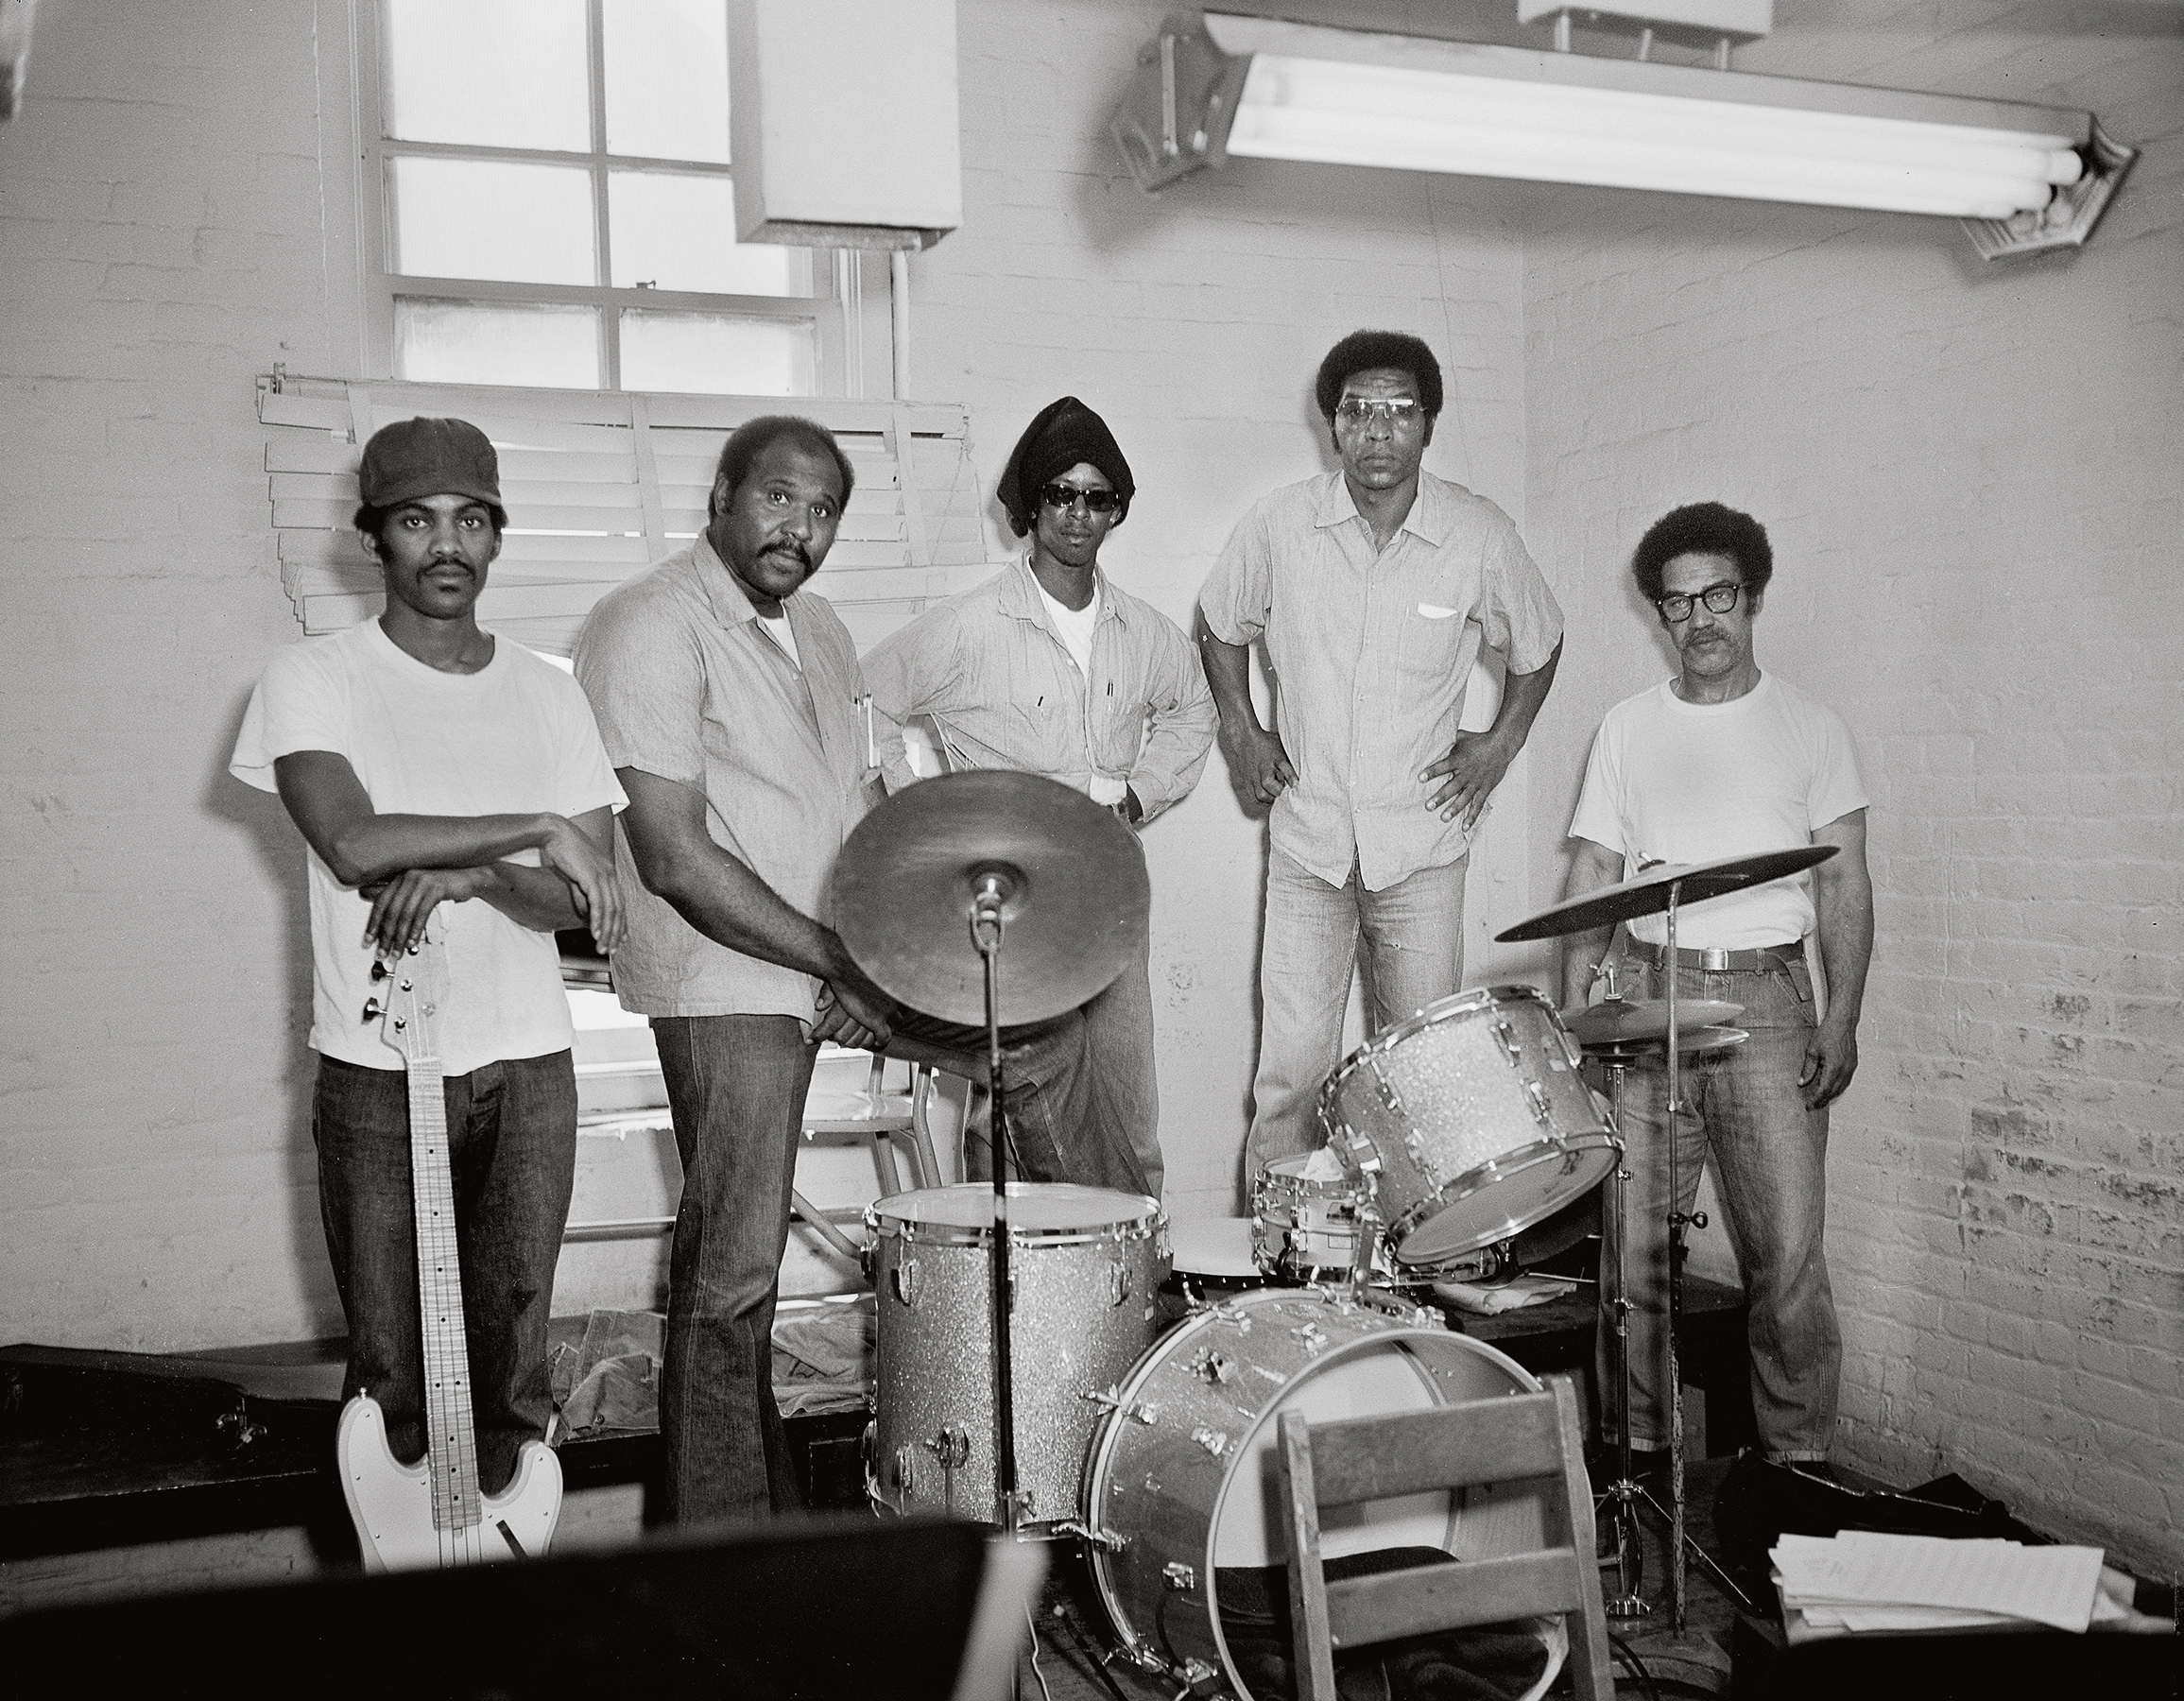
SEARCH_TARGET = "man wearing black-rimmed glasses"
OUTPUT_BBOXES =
[1198,330,1565,1180]
[863,397,1215,1197]
[1557,500,1874,1473]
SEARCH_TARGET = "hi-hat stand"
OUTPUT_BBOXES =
[971,866,1023,1534]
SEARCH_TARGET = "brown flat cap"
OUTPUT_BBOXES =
[358,417,502,509]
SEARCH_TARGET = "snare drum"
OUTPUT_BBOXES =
[1079,1290,1563,1699]
[866,1183,1165,1527]
[1320,986,1619,1270]
[1249,1156,1367,1283]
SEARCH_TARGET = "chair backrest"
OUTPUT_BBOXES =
[1277,1372,1613,1701]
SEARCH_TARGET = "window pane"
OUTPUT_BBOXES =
[610,172,810,295]
[396,299,601,388]
[604,0,731,163]
[621,310,815,395]
[382,0,590,151]
[390,157,596,286]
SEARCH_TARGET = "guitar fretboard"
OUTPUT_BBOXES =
[396,976,485,1547]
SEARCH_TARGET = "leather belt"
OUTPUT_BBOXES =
[1633,939,1803,973]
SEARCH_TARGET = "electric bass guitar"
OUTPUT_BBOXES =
[335,928,563,1572]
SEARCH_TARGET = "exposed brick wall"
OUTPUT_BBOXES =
[0,2,344,1350]
[1519,2,2184,1572]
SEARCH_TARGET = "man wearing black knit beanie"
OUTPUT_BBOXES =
[864,397,1215,1198]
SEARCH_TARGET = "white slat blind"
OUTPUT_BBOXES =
[258,375,995,656]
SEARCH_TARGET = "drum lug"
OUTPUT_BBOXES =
[1524,1079,1555,1128]
[892,1258,919,1308]
[1189,1425,1230,1457]
[1366,1057,1405,1117]
[1105,1261,1132,1307]
[1176,1656,1221,1691]
[1053,1518,1129,1554]
[1185,1348,1238,1385]
[925,1424,972,1469]
[1080,1387,1160,1425]
[893,1443,919,1496]
[1161,1560,1197,1592]
[1492,1018,1522,1066]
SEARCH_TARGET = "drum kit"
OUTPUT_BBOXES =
[832,772,1832,1696]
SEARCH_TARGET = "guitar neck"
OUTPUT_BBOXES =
[404,1041,483,1537]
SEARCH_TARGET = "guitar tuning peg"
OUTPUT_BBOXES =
[362,997,383,1022]
[370,960,389,982]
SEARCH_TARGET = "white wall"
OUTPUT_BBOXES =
[1517,1,2184,1572]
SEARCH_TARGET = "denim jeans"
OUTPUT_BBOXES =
[1245,850,1469,1175]
[312,1050,577,1496]
[1595,954,1840,1462]
[651,1003,1108,1525]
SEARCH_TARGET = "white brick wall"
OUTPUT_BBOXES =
[1519,1,2183,1574]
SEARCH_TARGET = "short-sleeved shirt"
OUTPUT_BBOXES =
[1569,672,1868,950]
[574,534,871,1022]
[861,558,1217,823]
[230,620,626,1076]
[1198,470,1563,891]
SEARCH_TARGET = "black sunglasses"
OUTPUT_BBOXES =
[1039,482,1123,515]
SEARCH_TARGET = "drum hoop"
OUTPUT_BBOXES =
[866,1212,1163,1248]
[1385,1133,1622,1265]
[1320,983,1556,1098]
[1250,1164,1360,1205]
[1082,1297,1543,1684]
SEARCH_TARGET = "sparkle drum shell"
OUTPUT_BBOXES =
[1080,1290,1559,1699]
[867,1183,1166,1526]
[1249,1156,1368,1283]
[1320,986,1620,1267]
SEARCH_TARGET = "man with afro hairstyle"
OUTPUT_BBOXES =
[1198,330,1565,1179]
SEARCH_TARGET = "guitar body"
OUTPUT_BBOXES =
[337,1391,563,1573]
[337,930,563,1572]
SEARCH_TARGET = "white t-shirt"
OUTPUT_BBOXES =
[231,621,626,1075]
[1032,580,1126,807]
[756,608,800,668]
[1568,672,1866,951]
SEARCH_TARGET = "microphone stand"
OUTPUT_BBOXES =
[971,870,1022,1537]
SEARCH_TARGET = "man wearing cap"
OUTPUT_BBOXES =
[231,417,627,1500]
[861,398,1215,1199]
[1198,330,1565,1179]
[576,414,1105,1525]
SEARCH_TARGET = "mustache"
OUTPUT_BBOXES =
[765,539,813,568]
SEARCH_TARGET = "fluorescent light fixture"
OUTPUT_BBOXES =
[1112,12,2134,258]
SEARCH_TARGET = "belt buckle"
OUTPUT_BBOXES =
[1698,947,1731,971]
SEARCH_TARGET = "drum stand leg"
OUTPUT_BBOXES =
[972,872,1024,1538]
[1596,1059,1649,1620]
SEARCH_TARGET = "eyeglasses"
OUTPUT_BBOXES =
[1039,482,1123,514]
[1333,396,1422,425]
[1656,581,1745,622]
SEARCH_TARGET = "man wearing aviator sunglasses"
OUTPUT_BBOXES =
[1198,329,1565,1177]
[1557,500,1874,1477]
[863,396,1216,1198]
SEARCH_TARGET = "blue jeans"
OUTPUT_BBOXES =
[1596,954,1840,1462]
[650,1005,1103,1525]
[312,1050,576,1496]
[1246,850,1470,1175]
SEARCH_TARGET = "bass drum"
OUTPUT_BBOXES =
[1080,1290,1564,1700]
[868,1183,1165,1527]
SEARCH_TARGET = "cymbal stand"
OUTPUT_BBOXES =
[971,870,1023,1537]
[1595,1056,1647,1619]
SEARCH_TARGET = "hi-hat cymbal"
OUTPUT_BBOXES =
[1495,844,1838,944]
[833,770,1150,1027]
[1565,997,1744,1047]
[1585,1025,1750,1063]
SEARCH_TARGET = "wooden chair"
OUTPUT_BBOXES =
[1276,1373,1614,1701]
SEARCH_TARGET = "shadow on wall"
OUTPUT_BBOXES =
[199,683,342,1339]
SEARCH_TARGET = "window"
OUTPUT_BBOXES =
[354,0,859,394]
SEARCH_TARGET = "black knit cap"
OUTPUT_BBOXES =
[998,396,1135,537]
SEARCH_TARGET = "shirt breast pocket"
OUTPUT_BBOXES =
[1398,599,1466,684]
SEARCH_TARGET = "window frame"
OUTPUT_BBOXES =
[345,0,865,395]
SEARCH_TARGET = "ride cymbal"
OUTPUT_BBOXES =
[1495,844,1837,943]
[833,770,1149,1027]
